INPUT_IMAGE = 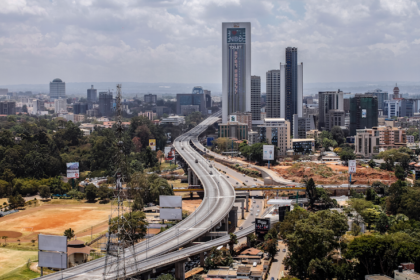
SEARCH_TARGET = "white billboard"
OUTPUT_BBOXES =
[348,160,356,173]
[160,208,182,220]
[164,147,172,157]
[263,145,275,161]
[39,234,67,252]
[67,162,79,179]
[39,251,67,269]
[160,195,182,208]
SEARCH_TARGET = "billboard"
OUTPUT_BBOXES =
[207,137,214,146]
[39,235,67,252]
[255,218,270,239]
[66,162,79,179]
[362,109,367,118]
[149,139,156,151]
[160,208,182,220]
[159,195,182,208]
[164,147,172,157]
[39,251,67,269]
[229,115,237,122]
[348,160,356,173]
[263,145,275,161]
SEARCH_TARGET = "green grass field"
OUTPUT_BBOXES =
[0,248,38,277]
[0,265,40,280]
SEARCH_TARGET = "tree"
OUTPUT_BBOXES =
[38,185,51,199]
[191,274,204,280]
[140,147,159,168]
[64,228,75,240]
[109,211,148,244]
[386,180,408,215]
[347,198,374,222]
[375,212,390,234]
[228,233,238,256]
[282,210,348,278]
[351,222,361,236]
[368,159,376,168]
[331,126,345,146]
[394,165,405,180]
[360,207,381,230]
[132,194,144,212]
[322,138,337,150]
[97,185,112,201]
[262,238,278,257]
[399,187,420,221]
[304,177,317,209]
[339,148,356,164]
[85,184,98,202]
[365,187,377,201]
[246,233,258,247]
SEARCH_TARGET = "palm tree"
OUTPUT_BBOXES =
[228,233,238,255]
[1,236,7,246]
[64,228,75,240]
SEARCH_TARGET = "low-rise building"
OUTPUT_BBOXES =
[257,118,291,155]
[74,114,85,122]
[306,129,320,141]
[139,111,156,121]
[292,139,315,155]
[407,135,415,143]
[248,131,259,145]
[160,115,185,126]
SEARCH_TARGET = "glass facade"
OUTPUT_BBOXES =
[293,141,313,155]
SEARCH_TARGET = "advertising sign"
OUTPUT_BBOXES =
[263,145,275,161]
[164,147,172,157]
[160,195,182,208]
[255,218,270,239]
[348,160,356,173]
[229,115,237,122]
[207,137,214,146]
[66,162,79,179]
[160,208,182,220]
[39,235,67,252]
[149,139,156,151]
[39,251,67,269]
[362,109,367,118]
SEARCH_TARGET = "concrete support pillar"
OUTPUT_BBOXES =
[141,272,151,280]
[245,193,249,212]
[241,201,245,220]
[225,216,229,232]
[200,252,205,267]
[188,168,191,186]
[192,173,197,186]
[175,260,186,280]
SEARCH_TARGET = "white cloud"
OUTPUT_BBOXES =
[0,0,419,84]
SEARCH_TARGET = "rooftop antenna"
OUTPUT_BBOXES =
[103,84,138,279]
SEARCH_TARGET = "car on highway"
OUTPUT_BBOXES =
[283,248,286,252]
[236,182,239,185]
[257,205,259,208]
[253,178,257,181]
[239,227,243,230]
[227,176,229,178]
[243,174,246,177]
[195,159,198,163]
[209,171,213,175]
[253,200,256,203]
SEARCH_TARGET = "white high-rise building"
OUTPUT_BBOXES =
[222,22,251,123]
[50,78,66,99]
[54,98,67,114]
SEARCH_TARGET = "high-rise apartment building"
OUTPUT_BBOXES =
[349,94,378,136]
[49,78,66,99]
[222,22,251,123]
[176,94,207,116]
[87,85,97,103]
[204,90,212,109]
[318,90,344,131]
[54,98,67,114]
[73,103,89,114]
[366,89,388,110]
[99,92,113,117]
[285,47,303,128]
[251,75,261,122]
[144,94,157,104]
[293,114,316,139]
[0,101,16,115]
[266,70,281,118]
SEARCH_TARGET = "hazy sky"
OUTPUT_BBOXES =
[0,0,419,85]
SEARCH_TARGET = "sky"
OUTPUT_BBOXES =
[0,0,419,86]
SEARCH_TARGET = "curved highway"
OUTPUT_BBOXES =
[35,112,235,280]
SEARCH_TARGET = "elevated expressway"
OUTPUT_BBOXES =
[35,112,237,280]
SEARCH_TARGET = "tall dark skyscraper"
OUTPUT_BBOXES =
[285,47,302,128]
[99,92,113,117]
[350,94,378,136]
[251,75,261,121]
[87,85,97,103]
[266,70,281,118]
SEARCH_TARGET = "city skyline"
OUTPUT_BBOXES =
[0,0,419,85]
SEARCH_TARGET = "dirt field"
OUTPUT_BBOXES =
[272,162,397,185]
[0,202,111,242]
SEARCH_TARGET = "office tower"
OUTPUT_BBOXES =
[99,92,113,117]
[49,78,66,99]
[73,103,88,114]
[192,86,204,94]
[0,101,16,115]
[222,22,251,123]
[349,94,378,136]
[266,70,281,118]
[144,94,157,104]
[176,94,207,116]
[293,114,316,139]
[257,118,291,155]
[54,98,67,114]
[400,99,415,117]
[393,84,400,99]
[87,85,97,103]
[251,75,261,122]
[285,47,303,128]
[318,90,345,131]
[204,90,212,109]
[366,89,388,110]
